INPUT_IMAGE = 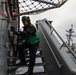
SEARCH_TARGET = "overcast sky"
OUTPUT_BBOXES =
[29,0,76,43]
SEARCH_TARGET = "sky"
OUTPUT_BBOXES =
[20,0,76,43]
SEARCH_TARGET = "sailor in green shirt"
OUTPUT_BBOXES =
[11,16,39,75]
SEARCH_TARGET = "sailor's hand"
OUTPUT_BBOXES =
[11,26,15,32]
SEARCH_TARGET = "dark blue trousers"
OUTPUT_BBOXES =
[18,42,39,72]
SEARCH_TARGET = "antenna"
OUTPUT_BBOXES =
[65,24,76,47]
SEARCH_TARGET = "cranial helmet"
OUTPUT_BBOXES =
[22,16,30,21]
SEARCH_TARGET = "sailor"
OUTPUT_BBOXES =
[11,16,40,75]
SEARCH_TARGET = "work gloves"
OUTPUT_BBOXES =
[11,26,18,35]
[11,26,28,36]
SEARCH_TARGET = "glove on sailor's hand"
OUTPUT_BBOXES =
[11,26,18,35]
[11,26,15,32]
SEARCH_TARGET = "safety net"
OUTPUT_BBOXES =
[18,0,68,15]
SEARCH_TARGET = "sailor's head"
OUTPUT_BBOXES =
[22,16,30,26]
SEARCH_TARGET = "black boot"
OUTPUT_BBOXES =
[23,70,33,75]
[16,61,26,66]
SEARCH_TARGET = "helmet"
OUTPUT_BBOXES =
[22,16,30,21]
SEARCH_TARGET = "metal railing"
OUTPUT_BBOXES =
[44,19,76,60]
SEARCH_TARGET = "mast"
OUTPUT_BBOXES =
[66,25,76,47]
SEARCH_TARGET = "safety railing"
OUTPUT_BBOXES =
[43,19,76,60]
[36,19,76,75]
[36,19,62,68]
